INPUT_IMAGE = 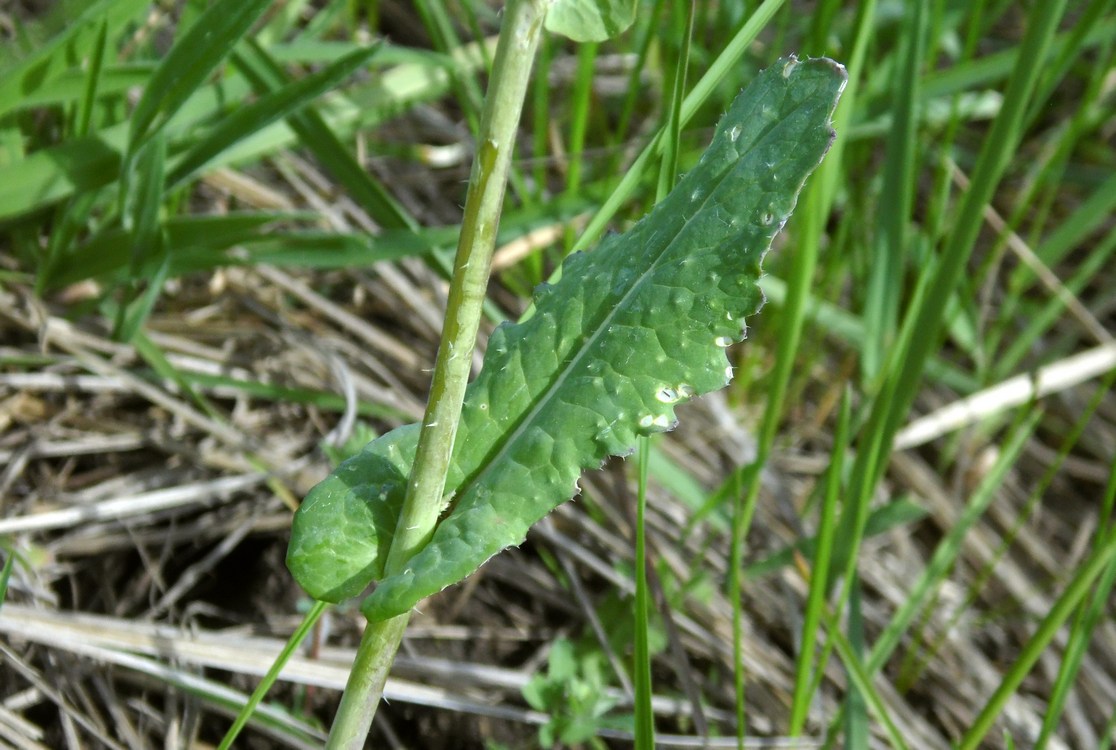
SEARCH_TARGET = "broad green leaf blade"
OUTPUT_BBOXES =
[286,56,846,612]
[546,0,638,43]
[289,426,418,602]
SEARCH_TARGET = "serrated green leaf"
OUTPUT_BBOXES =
[545,0,637,43]
[286,56,846,614]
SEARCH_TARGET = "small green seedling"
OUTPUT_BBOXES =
[522,638,618,748]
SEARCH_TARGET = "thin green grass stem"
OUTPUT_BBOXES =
[843,583,869,748]
[633,3,695,744]
[867,409,1041,675]
[730,2,872,738]
[1037,414,1116,747]
[862,0,926,381]
[609,0,664,172]
[414,0,484,134]
[822,392,1088,745]
[872,0,1067,460]
[822,17,1070,736]
[821,600,910,750]
[957,521,1116,750]
[562,41,598,252]
[218,601,328,749]
[634,437,655,749]
[0,549,13,610]
[788,389,850,734]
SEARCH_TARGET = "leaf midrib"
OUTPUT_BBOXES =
[438,86,805,531]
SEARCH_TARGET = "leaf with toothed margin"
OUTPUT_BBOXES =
[286,56,847,616]
[545,0,637,43]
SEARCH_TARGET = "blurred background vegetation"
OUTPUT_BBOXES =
[0,1,1114,748]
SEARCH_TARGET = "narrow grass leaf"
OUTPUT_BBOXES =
[1036,451,1116,746]
[127,0,273,150]
[919,15,1116,102]
[74,19,109,138]
[958,521,1116,750]
[38,185,102,293]
[633,437,655,749]
[167,43,383,188]
[0,548,13,612]
[233,40,415,231]
[48,212,296,288]
[164,370,404,422]
[218,601,328,750]
[823,599,910,750]
[3,64,153,112]
[412,0,485,135]
[789,389,850,734]
[115,133,167,341]
[115,251,171,343]
[818,409,1044,742]
[887,0,1069,436]
[0,45,466,222]
[636,6,694,742]
[741,498,927,580]
[862,0,926,380]
[843,583,871,749]
[285,57,845,614]
[132,333,222,423]
[50,210,571,290]
[0,0,149,119]
[0,132,123,222]
[1037,544,1116,747]
[835,0,1070,626]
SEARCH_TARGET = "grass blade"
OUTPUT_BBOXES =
[114,133,167,341]
[788,389,850,734]
[233,40,416,231]
[0,0,149,119]
[862,0,927,380]
[127,0,273,150]
[218,601,328,750]
[957,522,1116,750]
[633,437,655,749]
[167,42,384,187]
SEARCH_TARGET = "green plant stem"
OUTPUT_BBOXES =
[325,1,547,747]
[326,615,408,749]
